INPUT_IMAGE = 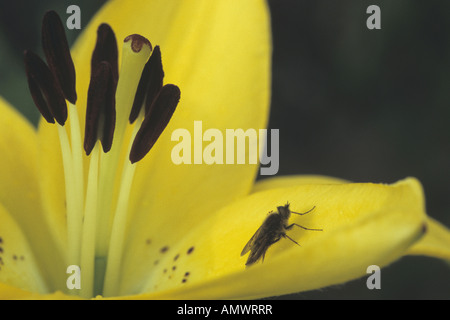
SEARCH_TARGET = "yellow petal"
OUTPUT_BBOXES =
[0,97,66,290]
[67,0,271,294]
[80,0,271,216]
[0,202,47,294]
[124,177,426,299]
[36,121,68,254]
[0,283,81,300]
[253,174,349,193]
[255,176,450,263]
[407,217,450,261]
[68,0,271,210]
[0,97,38,213]
[33,0,270,297]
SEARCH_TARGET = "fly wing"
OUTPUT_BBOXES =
[241,224,263,256]
[245,237,270,266]
[241,211,275,256]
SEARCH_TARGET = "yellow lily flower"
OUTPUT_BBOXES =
[0,0,449,300]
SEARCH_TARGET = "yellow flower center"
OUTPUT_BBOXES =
[24,11,180,298]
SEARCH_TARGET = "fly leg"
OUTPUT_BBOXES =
[262,236,281,262]
[291,206,316,215]
[286,223,322,231]
[283,233,300,246]
[283,224,322,246]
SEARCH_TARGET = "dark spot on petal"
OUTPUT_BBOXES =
[187,246,194,255]
[182,279,187,283]
[163,269,167,274]
[184,272,190,277]
[12,255,17,260]
[146,238,151,245]
[160,246,169,253]
[172,265,176,271]
[153,260,159,265]
[173,254,179,261]
[421,222,428,234]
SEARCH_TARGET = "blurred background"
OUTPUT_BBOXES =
[0,0,449,299]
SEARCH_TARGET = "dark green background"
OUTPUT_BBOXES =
[0,0,449,299]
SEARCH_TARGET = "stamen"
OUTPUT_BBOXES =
[129,84,181,163]
[94,34,153,296]
[24,50,67,125]
[25,11,83,278]
[129,46,164,124]
[42,10,77,104]
[84,61,116,155]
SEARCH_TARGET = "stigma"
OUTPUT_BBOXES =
[24,11,180,298]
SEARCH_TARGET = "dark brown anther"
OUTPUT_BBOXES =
[24,50,67,125]
[91,24,119,85]
[84,23,118,155]
[84,62,116,155]
[129,46,164,123]
[42,10,77,104]
[129,84,181,163]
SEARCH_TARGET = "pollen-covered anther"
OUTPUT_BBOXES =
[24,50,67,125]
[84,61,116,155]
[129,84,181,163]
[42,10,77,104]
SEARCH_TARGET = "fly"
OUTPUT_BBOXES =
[241,202,322,267]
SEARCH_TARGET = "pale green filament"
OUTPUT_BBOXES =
[102,120,141,297]
[68,103,85,223]
[57,103,85,295]
[57,124,80,269]
[80,143,100,299]
[93,40,152,297]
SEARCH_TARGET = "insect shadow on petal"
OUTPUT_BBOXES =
[241,202,322,267]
